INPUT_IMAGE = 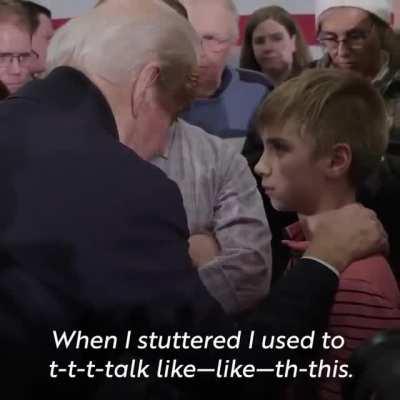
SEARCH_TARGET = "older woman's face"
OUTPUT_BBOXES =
[318,8,382,78]
[252,18,295,76]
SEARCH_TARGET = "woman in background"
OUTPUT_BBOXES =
[240,6,311,86]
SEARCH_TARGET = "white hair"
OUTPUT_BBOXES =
[46,1,199,88]
[222,0,238,16]
[181,0,239,40]
[183,0,238,15]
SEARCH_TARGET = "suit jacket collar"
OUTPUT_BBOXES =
[10,66,119,140]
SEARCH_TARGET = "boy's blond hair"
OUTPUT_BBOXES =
[256,68,389,184]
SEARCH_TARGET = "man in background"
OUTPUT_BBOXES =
[180,0,272,150]
[0,0,33,93]
[22,1,53,77]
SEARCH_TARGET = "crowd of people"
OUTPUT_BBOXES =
[0,0,399,399]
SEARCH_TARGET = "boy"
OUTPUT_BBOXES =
[254,68,400,400]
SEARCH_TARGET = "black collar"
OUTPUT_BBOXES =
[212,66,233,98]
[10,66,119,139]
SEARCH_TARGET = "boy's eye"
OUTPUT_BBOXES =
[268,141,289,153]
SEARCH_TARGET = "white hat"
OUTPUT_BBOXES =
[315,0,392,26]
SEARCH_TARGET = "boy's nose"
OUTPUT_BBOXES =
[254,152,272,177]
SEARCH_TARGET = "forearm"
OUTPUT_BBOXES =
[200,249,271,314]
[197,263,240,315]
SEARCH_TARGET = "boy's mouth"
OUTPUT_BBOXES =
[262,185,275,195]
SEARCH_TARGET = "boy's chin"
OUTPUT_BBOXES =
[270,198,294,213]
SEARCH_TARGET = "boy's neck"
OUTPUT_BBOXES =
[298,184,356,227]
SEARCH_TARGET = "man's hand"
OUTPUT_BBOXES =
[189,233,220,268]
[302,204,388,273]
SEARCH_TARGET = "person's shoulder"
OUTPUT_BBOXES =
[124,147,178,191]
[176,118,228,155]
[341,254,391,281]
[232,66,273,90]
[340,254,400,305]
[176,119,247,167]
[382,67,400,99]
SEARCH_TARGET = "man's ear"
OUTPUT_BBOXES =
[130,62,160,119]
[324,143,352,179]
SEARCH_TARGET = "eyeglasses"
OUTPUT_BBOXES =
[200,34,233,52]
[318,23,375,51]
[0,52,34,68]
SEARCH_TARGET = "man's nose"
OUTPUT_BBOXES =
[337,40,351,58]
[8,57,22,74]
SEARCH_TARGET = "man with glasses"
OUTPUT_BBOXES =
[315,1,388,77]
[179,0,272,150]
[0,0,33,94]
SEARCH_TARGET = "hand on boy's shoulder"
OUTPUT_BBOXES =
[301,204,388,274]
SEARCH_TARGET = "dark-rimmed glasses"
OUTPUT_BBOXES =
[0,52,34,68]
[318,22,375,51]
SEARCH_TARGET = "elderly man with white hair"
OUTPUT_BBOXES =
[0,1,391,399]
[0,1,223,397]
[93,0,273,319]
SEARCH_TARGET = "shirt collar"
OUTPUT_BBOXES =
[212,66,233,98]
[284,221,306,242]
[10,66,119,140]
[158,121,178,160]
[372,51,390,84]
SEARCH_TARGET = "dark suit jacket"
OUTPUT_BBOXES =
[0,67,217,396]
[0,67,339,399]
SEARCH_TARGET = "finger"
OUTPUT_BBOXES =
[282,240,308,252]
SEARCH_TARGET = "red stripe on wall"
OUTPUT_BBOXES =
[239,14,317,45]
[53,18,69,29]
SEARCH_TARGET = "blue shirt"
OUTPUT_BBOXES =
[181,66,272,139]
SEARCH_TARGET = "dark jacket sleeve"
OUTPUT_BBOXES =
[0,250,338,399]
[247,258,338,337]
[94,258,339,399]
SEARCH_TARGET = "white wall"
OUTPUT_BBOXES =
[35,0,96,18]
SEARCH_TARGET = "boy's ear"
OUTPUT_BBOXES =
[324,143,352,179]
[130,62,160,119]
